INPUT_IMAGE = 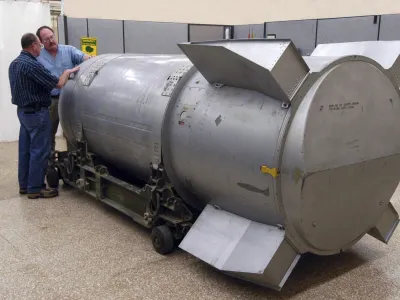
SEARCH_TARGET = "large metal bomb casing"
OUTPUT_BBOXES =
[59,39,400,290]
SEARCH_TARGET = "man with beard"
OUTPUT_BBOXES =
[36,26,91,153]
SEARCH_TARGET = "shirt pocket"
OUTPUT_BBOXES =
[61,61,73,70]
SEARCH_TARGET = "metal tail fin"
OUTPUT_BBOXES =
[179,204,300,291]
[178,39,309,104]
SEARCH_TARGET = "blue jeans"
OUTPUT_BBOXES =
[17,108,51,193]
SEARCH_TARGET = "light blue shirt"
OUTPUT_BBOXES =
[37,44,85,96]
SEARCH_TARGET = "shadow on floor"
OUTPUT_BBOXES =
[61,184,394,299]
[179,247,392,299]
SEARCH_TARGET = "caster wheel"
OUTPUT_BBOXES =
[46,166,60,188]
[151,225,175,255]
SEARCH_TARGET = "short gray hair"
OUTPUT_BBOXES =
[21,33,38,49]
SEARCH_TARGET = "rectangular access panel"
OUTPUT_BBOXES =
[88,19,124,54]
[189,24,225,42]
[317,16,379,45]
[124,21,188,54]
[66,17,87,49]
[379,14,400,41]
[265,20,317,55]
[233,24,264,39]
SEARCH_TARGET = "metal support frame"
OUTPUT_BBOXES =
[48,140,195,250]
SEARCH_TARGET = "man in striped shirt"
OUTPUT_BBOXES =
[8,33,79,199]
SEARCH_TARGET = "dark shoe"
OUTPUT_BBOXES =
[27,188,58,199]
[20,184,46,195]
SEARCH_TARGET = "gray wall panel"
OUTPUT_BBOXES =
[57,16,65,45]
[317,16,379,44]
[124,21,187,54]
[189,25,224,42]
[88,19,124,54]
[266,20,317,55]
[379,14,400,40]
[233,24,264,39]
[66,17,87,49]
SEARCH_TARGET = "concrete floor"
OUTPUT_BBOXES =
[1,139,400,300]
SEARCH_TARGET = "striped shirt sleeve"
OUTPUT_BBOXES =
[25,61,59,91]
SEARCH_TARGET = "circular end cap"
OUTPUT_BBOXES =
[282,59,400,254]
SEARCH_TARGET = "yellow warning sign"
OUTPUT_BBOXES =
[81,37,97,56]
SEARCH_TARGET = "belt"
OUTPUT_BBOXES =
[19,102,49,112]
[51,95,60,99]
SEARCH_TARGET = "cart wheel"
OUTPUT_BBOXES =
[151,225,175,255]
[46,166,60,188]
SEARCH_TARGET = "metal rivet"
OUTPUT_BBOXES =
[312,222,316,227]
[380,201,384,205]
[282,103,290,109]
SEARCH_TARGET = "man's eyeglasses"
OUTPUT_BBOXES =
[42,35,56,43]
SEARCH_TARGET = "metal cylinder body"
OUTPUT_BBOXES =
[60,54,191,180]
[161,69,287,225]
[61,53,287,225]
